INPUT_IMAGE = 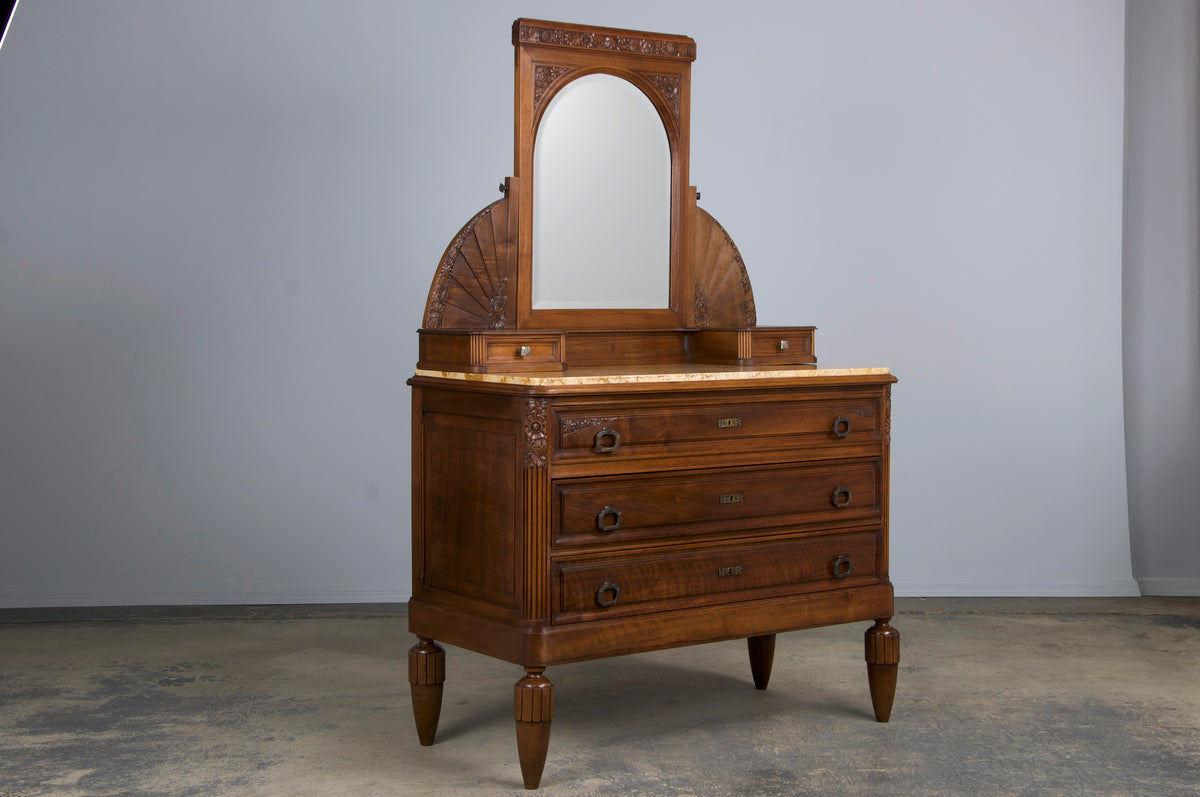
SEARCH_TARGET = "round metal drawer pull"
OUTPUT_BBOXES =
[596,506,622,532]
[518,345,532,357]
[831,555,854,579]
[831,485,853,508]
[831,416,852,438]
[596,582,621,607]
[593,427,621,453]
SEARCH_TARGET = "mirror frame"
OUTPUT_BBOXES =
[512,19,696,330]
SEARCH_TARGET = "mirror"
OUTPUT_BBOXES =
[532,74,672,310]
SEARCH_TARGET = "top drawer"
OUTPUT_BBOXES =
[554,396,882,462]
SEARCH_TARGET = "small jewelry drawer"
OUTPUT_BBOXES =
[690,326,816,366]
[480,333,564,368]
[417,330,566,372]
[553,531,880,623]
[553,460,881,546]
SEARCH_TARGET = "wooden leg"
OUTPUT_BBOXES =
[747,634,776,690]
[408,637,445,746]
[864,619,900,722]
[514,667,554,790]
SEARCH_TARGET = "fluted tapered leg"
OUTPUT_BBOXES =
[408,637,445,746]
[514,667,554,789]
[865,619,900,722]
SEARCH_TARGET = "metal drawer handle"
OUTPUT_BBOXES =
[831,485,853,508]
[518,345,532,357]
[777,339,790,351]
[831,416,852,438]
[831,555,854,579]
[596,582,621,607]
[593,427,621,453]
[596,506,622,532]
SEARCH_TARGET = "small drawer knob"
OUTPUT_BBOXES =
[596,506,622,532]
[831,555,854,579]
[518,345,532,357]
[596,582,621,607]
[777,339,790,351]
[831,485,853,508]
[593,427,621,453]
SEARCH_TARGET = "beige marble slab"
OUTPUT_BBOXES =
[413,364,890,387]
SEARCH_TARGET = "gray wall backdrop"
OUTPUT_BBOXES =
[0,0,1187,607]
[1123,0,1200,596]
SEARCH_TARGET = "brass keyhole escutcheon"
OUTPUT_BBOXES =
[831,555,853,579]
[831,485,853,508]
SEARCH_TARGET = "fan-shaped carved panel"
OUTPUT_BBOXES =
[424,196,514,329]
[692,207,756,328]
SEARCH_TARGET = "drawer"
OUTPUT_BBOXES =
[690,327,816,366]
[554,460,880,546]
[479,333,564,370]
[553,532,880,623]
[417,330,566,373]
[749,327,816,364]
[554,396,881,460]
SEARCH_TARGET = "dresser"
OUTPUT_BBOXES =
[407,20,898,790]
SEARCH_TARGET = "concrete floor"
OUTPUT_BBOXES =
[1,598,1198,796]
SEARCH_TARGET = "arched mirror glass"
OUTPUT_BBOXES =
[532,73,672,310]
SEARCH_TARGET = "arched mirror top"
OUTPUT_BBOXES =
[530,67,682,141]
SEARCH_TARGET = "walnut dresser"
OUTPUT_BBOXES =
[407,20,899,790]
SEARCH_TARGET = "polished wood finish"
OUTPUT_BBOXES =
[514,667,554,789]
[408,18,898,790]
[407,637,445,746]
[513,20,694,332]
[410,373,897,786]
[865,618,901,722]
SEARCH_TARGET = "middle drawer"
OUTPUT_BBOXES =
[552,459,881,547]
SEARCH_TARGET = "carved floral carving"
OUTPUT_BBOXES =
[694,282,711,328]
[517,22,696,60]
[883,386,892,444]
[486,275,509,329]
[524,399,549,469]
[533,65,572,107]
[642,73,681,123]
[559,417,619,435]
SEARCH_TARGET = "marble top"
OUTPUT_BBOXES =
[413,364,890,387]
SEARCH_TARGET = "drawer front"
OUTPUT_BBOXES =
[555,397,881,460]
[554,532,879,623]
[554,460,880,546]
[749,328,815,364]
[481,333,564,370]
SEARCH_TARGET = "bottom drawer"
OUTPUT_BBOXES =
[553,532,879,623]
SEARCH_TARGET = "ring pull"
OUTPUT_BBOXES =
[831,485,853,508]
[596,582,621,607]
[831,555,854,579]
[831,416,852,438]
[596,506,622,532]
[593,427,621,453]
